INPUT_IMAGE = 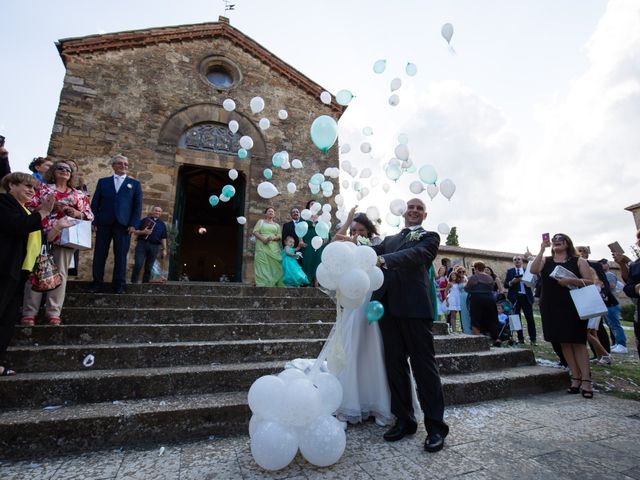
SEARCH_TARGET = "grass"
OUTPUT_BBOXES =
[527,313,640,401]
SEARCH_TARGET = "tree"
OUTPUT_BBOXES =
[446,227,459,246]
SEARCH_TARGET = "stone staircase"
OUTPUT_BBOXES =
[0,282,566,458]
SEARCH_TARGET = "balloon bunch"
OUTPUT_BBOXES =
[208,184,237,208]
[315,241,384,309]
[248,369,346,471]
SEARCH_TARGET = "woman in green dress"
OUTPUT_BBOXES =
[301,200,330,287]
[252,207,284,287]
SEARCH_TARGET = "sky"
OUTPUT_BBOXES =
[2,0,639,260]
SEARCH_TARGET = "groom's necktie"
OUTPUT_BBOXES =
[400,228,411,237]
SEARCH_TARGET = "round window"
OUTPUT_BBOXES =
[206,65,233,88]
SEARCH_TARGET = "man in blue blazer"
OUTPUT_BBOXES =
[90,154,142,293]
[504,255,537,345]
[372,198,449,453]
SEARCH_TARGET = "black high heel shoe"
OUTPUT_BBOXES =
[567,377,581,394]
[581,379,594,399]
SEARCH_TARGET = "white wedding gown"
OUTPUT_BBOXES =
[331,293,394,425]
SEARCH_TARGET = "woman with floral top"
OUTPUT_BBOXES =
[21,160,94,326]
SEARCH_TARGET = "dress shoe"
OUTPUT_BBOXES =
[383,420,417,442]
[113,288,126,294]
[424,433,446,452]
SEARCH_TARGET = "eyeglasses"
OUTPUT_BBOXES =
[552,235,566,242]
[56,166,72,173]
[113,162,128,167]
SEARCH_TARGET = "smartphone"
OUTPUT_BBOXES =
[542,233,550,242]
[608,241,624,254]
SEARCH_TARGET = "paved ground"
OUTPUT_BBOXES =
[2,391,639,480]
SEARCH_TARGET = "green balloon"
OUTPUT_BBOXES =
[310,115,338,153]
[366,301,384,324]
[336,89,354,106]
[418,165,438,184]
[272,152,284,168]
[208,195,219,207]
[238,148,248,159]
[263,168,272,180]
[386,165,402,181]
[310,173,325,185]
[222,185,236,198]
[295,221,309,238]
[315,220,330,239]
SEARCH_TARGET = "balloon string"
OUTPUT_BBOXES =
[448,45,457,56]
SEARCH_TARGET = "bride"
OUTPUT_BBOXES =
[330,207,393,426]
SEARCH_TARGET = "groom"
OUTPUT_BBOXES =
[372,198,449,452]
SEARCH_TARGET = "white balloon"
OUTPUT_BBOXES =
[258,118,270,130]
[309,183,320,195]
[320,91,332,104]
[236,216,246,225]
[390,199,408,216]
[281,160,290,170]
[219,194,230,203]
[442,23,454,44]
[367,267,384,291]
[371,177,380,187]
[257,181,279,199]
[394,144,409,161]
[356,192,363,201]
[321,241,355,276]
[228,120,239,134]
[239,135,254,150]
[228,169,238,180]
[291,159,303,169]
[286,182,296,194]
[427,183,439,199]
[250,96,265,114]
[300,209,312,220]
[340,144,351,154]
[310,202,322,213]
[341,160,352,171]
[409,180,424,194]
[349,167,358,178]
[440,179,456,200]
[366,206,380,222]
[249,414,265,438]
[360,142,372,154]
[299,415,346,467]
[438,223,451,235]
[322,204,332,213]
[386,212,400,227]
[311,372,343,416]
[390,77,402,92]
[320,212,332,223]
[281,378,322,426]
[311,236,323,250]
[278,109,288,120]
[362,126,373,136]
[353,246,377,271]
[360,168,372,179]
[334,194,344,206]
[278,368,307,384]
[382,183,390,193]
[251,421,298,471]
[316,263,339,290]
[341,179,350,189]
[338,269,370,299]
[248,375,286,419]
[360,187,370,198]
[389,94,400,106]
[222,99,236,111]
[339,294,367,309]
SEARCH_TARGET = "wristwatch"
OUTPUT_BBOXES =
[378,256,387,269]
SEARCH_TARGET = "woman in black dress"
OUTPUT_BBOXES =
[530,233,596,398]
[465,261,501,346]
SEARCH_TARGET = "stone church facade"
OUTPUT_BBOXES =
[48,17,344,282]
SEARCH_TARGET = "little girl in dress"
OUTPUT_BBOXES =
[281,236,309,287]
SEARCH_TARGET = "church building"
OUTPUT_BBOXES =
[48,16,344,282]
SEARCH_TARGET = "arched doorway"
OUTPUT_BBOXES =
[171,164,246,282]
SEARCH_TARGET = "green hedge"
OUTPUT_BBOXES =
[621,303,636,323]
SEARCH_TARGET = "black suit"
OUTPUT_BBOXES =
[281,220,300,248]
[0,193,43,355]
[504,267,537,343]
[372,227,448,437]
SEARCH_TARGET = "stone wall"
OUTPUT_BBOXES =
[48,26,340,282]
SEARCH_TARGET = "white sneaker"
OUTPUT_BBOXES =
[598,355,612,365]
[611,345,628,354]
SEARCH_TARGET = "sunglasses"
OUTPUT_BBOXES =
[56,166,72,172]
[552,236,566,242]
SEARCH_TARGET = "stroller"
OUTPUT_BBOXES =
[496,297,521,346]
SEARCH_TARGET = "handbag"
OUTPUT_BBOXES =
[569,284,608,320]
[59,219,92,250]
[31,244,62,292]
[508,314,522,331]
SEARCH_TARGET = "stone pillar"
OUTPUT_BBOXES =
[625,202,640,229]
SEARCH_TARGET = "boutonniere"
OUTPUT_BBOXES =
[126,183,132,189]
[407,230,426,242]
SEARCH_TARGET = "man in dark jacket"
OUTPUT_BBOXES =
[504,256,537,345]
[372,198,448,453]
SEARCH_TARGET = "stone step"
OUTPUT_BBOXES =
[13,322,450,345]
[58,307,335,324]
[0,349,534,409]
[63,293,335,309]
[7,335,489,373]
[0,365,567,458]
[13,323,335,346]
[65,281,330,297]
